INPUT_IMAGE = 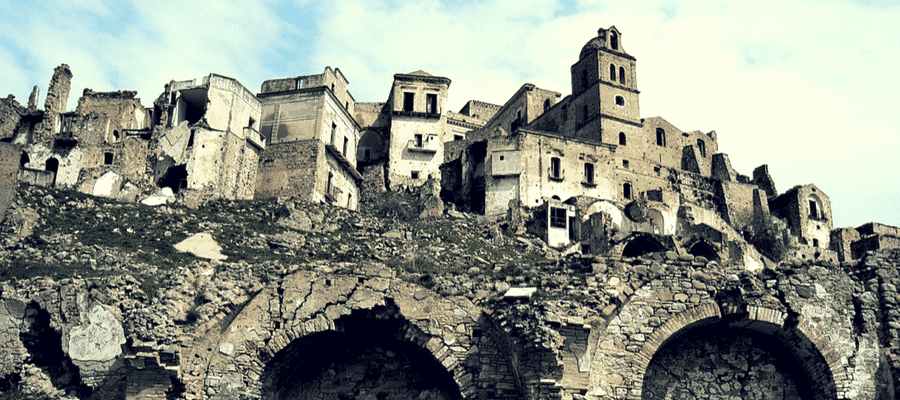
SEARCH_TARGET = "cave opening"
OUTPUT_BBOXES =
[622,235,666,258]
[258,302,462,400]
[157,165,188,193]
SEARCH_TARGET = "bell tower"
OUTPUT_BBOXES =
[570,26,642,143]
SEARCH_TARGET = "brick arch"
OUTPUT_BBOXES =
[199,271,493,399]
[631,304,840,399]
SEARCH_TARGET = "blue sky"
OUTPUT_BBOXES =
[0,0,898,228]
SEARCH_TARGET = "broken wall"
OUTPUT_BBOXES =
[0,142,19,223]
[256,139,323,200]
[0,95,26,141]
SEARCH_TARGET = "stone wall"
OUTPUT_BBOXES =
[0,142,18,223]
[255,139,321,200]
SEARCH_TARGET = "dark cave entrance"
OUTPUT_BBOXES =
[258,302,462,400]
[622,235,666,258]
[19,302,92,397]
[157,165,188,193]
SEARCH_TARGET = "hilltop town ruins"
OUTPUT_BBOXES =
[0,26,898,400]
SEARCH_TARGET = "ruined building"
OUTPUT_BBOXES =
[0,26,895,263]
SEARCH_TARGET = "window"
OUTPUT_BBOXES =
[403,92,414,112]
[364,149,371,161]
[112,130,119,143]
[619,66,625,84]
[610,31,618,50]
[331,123,337,145]
[331,83,335,93]
[656,128,666,147]
[411,171,420,180]
[414,134,423,147]
[584,163,594,183]
[426,93,438,114]
[550,157,561,179]
[582,105,589,121]
[104,152,113,165]
[248,116,256,129]
[615,96,625,106]
[543,99,551,113]
[609,64,616,81]
[623,160,629,168]
[326,172,333,198]
[187,129,195,147]
[454,134,463,141]
[581,70,588,90]
[809,199,819,219]
[813,238,819,248]
[550,207,567,228]
[623,182,632,199]
[619,132,626,145]
[697,139,706,157]
[343,137,349,156]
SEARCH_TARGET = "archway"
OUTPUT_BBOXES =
[642,323,816,399]
[622,234,666,258]
[688,240,719,262]
[45,158,59,186]
[258,301,463,400]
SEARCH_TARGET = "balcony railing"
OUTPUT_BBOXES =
[243,126,266,149]
[408,139,437,153]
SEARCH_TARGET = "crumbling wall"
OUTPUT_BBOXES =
[255,140,322,200]
[0,142,18,223]
[0,95,26,141]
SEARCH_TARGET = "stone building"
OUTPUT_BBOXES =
[254,67,361,209]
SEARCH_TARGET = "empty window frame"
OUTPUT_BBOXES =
[609,64,616,81]
[550,157,562,179]
[619,66,625,84]
[610,31,618,50]
[615,96,625,106]
[403,92,415,112]
[343,137,349,156]
[331,123,337,145]
[623,182,632,199]
[326,172,334,198]
[697,139,706,157]
[550,207,567,228]
[584,163,594,183]
[581,70,588,90]
[426,93,438,114]
[411,171,420,180]
[809,199,819,219]
[619,132,626,145]
[104,152,114,165]
[454,134,464,141]
[414,134,423,148]
[656,128,666,147]
[543,99,551,113]
[582,104,589,121]
[623,159,629,168]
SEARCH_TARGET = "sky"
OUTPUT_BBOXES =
[0,0,897,228]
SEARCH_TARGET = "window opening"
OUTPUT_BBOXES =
[414,134,423,148]
[569,216,577,241]
[697,139,706,157]
[45,158,59,187]
[619,132,626,145]
[581,70,588,90]
[582,105,589,121]
[187,129,195,147]
[327,172,333,198]
[809,200,819,219]
[623,182,632,199]
[19,152,29,168]
[543,99,551,113]
[411,171,420,180]
[584,163,594,183]
[112,130,119,143]
[615,96,625,106]
[656,128,666,147]
[813,238,819,248]
[364,149,371,161]
[609,64,616,81]
[550,207,567,228]
[610,31,618,50]
[619,66,625,84]
[426,93,438,114]
[104,152,113,165]
[403,93,414,112]
[550,157,561,179]
[454,134,463,141]
[343,137,349,156]
[331,123,337,145]
[623,160,629,168]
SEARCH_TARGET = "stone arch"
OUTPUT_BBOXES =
[687,239,719,262]
[646,209,664,234]
[634,304,839,399]
[621,233,666,258]
[198,271,513,400]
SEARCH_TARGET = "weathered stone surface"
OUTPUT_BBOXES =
[173,232,227,260]
[141,187,175,206]
[91,171,123,199]
[68,303,125,362]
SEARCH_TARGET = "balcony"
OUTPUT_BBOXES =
[408,139,437,153]
[243,126,266,150]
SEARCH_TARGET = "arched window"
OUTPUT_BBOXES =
[619,132,626,145]
[697,139,706,157]
[619,66,625,84]
[112,130,119,143]
[656,128,666,147]
[19,151,29,168]
[543,99,551,113]
[610,31,618,50]
[45,158,59,187]
[623,182,632,199]
[609,64,616,81]
[808,194,824,219]
[615,96,625,106]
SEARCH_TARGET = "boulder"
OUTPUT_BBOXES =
[116,182,140,203]
[141,187,175,206]
[174,232,227,260]
[92,171,123,199]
